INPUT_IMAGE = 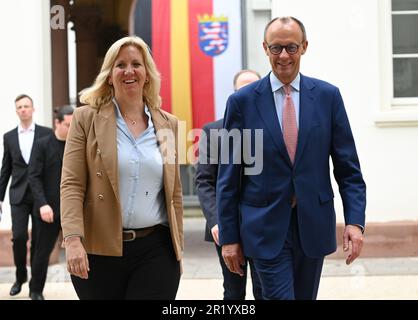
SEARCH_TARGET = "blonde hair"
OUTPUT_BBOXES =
[80,36,161,109]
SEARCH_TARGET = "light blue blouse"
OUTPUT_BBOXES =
[113,98,168,229]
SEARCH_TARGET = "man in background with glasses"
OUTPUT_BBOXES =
[217,16,366,300]
[196,69,262,300]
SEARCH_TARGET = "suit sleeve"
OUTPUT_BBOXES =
[216,95,243,245]
[60,109,88,239]
[330,88,366,228]
[28,139,48,210]
[195,125,218,229]
[0,134,12,201]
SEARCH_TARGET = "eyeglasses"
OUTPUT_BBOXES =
[267,42,303,55]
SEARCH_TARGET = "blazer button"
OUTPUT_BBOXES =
[98,194,104,200]
[96,172,102,177]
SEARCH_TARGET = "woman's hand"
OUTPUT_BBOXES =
[65,236,90,279]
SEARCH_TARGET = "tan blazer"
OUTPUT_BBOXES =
[60,102,183,260]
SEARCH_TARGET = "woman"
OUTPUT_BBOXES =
[60,36,183,300]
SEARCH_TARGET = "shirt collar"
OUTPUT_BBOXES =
[270,72,301,93]
[143,105,153,127]
[18,122,35,133]
[112,98,153,127]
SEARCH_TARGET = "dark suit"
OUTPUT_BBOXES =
[0,124,52,284]
[217,73,366,299]
[28,134,65,293]
[196,119,262,300]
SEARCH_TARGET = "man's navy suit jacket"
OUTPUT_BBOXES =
[216,73,366,259]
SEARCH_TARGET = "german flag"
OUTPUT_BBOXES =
[132,0,243,134]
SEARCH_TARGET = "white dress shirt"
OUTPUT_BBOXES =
[18,122,35,164]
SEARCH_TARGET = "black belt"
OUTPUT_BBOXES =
[122,224,165,242]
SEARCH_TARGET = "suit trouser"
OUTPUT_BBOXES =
[10,191,37,283]
[215,244,263,300]
[30,217,61,293]
[71,225,180,300]
[253,209,324,300]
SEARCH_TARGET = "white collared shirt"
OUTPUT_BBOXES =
[18,122,35,164]
[270,72,301,130]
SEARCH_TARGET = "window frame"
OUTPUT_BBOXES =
[376,0,418,127]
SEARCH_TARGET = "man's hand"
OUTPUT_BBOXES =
[40,205,54,223]
[222,243,245,276]
[65,236,90,279]
[211,224,219,246]
[343,225,364,265]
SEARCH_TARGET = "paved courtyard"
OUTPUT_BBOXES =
[1,218,418,300]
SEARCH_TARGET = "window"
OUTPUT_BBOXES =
[376,0,418,126]
[392,0,418,98]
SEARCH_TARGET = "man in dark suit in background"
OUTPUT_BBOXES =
[28,105,74,300]
[217,17,366,300]
[0,94,52,298]
[196,70,262,300]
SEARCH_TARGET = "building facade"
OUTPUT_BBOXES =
[0,0,417,258]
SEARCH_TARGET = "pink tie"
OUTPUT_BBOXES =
[282,84,298,164]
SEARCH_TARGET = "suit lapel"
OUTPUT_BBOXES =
[255,76,292,166]
[294,74,316,168]
[11,128,26,164]
[149,108,175,201]
[94,102,120,203]
[29,124,42,163]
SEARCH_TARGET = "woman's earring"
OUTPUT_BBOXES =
[145,79,149,83]
[109,81,113,86]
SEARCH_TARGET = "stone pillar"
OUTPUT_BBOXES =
[50,0,70,111]
[70,5,101,106]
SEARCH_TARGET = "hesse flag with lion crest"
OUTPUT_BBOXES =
[133,0,243,133]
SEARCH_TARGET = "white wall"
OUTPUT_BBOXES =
[0,0,52,230]
[270,0,418,223]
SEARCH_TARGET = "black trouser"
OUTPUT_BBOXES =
[215,244,263,300]
[29,217,61,293]
[71,225,180,300]
[10,191,37,283]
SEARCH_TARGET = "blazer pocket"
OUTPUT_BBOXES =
[240,194,269,207]
[319,190,334,204]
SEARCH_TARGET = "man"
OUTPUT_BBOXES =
[217,17,366,300]
[28,105,74,300]
[196,70,262,300]
[0,94,52,297]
